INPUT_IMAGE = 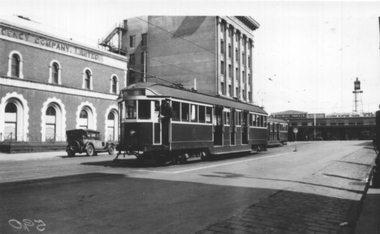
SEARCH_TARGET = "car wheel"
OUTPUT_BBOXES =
[67,150,75,157]
[108,145,115,155]
[86,144,95,156]
[69,141,80,152]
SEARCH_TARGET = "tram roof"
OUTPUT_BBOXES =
[122,82,267,115]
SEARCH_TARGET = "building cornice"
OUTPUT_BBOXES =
[0,18,128,62]
[0,76,118,101]
[236,16,260,31]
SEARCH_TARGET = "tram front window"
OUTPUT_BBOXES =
[125,100,136,119]
[138,100,151,119]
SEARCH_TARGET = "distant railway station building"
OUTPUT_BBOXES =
[270,110,376,141]
[0,19,128,152]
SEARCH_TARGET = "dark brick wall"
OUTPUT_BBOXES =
[0,40,125,94]
[0,84,116,140]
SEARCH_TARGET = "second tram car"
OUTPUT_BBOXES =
[267,117,288,146]
[116,82,268,164]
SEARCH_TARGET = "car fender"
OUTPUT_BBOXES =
[84,142,94,150]
[105,142,114,149]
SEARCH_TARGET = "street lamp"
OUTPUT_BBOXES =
[293,128,298,152]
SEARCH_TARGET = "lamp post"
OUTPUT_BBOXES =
[314,112,316,138]
[293,128,298,152]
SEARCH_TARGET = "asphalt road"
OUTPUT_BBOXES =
[0,141,371,234]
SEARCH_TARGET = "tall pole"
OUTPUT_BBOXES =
[352,77,363,114]
[314,112,316,137]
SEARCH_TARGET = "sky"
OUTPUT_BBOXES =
[1,0,380,115]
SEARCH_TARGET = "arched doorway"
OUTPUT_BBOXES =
[45,106,56,141]
[106,111,116,141]
[79,109,89,129]
[4,103,17,140]
[76,102,96,130]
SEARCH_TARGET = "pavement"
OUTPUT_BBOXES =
[0,144,379,234]
[0,150,67,161]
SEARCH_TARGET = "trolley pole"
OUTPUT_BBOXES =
[293,128,298,152]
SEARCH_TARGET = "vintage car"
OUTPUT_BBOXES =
[66,129,116,157]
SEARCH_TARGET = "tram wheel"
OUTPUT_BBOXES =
[201,151,210,161]
[174,154,187,164]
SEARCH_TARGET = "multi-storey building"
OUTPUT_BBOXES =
[101,16,259,103]
[0,19,128,153]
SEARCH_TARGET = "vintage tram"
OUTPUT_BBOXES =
[267,117,288,146]
[116,82,268,164]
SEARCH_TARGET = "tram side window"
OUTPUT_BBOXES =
[252,114,256,126]
[191,104,198,122]
[172,101,180,121]
[138,100,151,119]
[257,115,261,127]
[199,106,206,123]
[206,107,212,123]
[154,101,160,117]
[224,111,230,125]
[182,103,189,121]
[263,116,267,127]
[125,100,136,119]
[237,112,241,126]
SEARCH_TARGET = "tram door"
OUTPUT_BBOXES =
[230,109,236,145]
[214,106,223,146]
[242,111,248,144]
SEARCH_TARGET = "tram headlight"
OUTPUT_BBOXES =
[129,130,136,136]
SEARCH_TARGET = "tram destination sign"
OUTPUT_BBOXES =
[123,89,146,98]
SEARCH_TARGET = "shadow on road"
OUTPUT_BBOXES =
[199,171,366,194]
[80,152,262,168]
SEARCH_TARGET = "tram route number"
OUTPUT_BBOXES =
[8,219,46,232]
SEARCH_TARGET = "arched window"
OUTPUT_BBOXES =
[7,52,23,78]
[11,54,20,77]
[48,60,62,84]
[84,70,91,89]
[52,63,59,84]
[45,106,56,141]
[4,103,17,140]
[112,76,118,93]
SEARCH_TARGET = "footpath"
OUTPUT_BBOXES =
[0,151,66,161]
[1,146,379,234]
[195,145,379,234]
